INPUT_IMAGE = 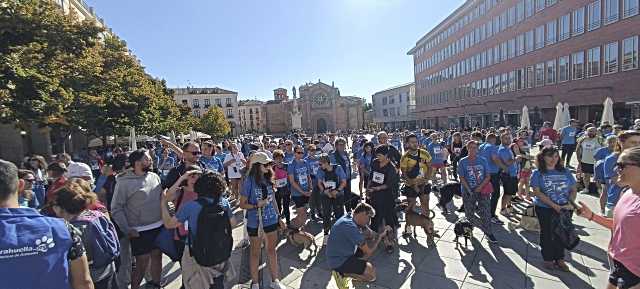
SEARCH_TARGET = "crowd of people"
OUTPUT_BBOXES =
[1,119,640,289]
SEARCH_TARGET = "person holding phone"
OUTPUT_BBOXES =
[223,143,246,203]
[530,146,577,272]
[577,146,640,289]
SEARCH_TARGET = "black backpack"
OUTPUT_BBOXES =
[188,198,233,266]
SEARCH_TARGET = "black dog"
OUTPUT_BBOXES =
[436,182,461,214]
[453,217,473,247]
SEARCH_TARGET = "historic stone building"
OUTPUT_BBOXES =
[237,99,266,134]
[263,81,365,134]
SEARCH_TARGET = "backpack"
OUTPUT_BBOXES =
[71,210,120,269]
[188,198,233,266]
[406,152,422,179]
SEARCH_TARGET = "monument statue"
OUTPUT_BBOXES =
[292,86,297,98]
[291,96,302,130]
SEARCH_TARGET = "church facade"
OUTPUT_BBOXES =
[263,81,365,134]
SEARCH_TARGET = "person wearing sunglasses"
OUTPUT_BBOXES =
[288,145,313,230]
[326,202,391,284]
[239,152,285,289]
[603,131,640,218]
[17,169,39,209]
[577,146,640,289]
[530,146,577,272]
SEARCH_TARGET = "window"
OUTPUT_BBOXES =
[527,66,535,88]
[486,21,493,38]
[508,38,516,59]
[226,109,233,117]
[225,98,232,105]
[500,12,507,31]
[383,109,388,117]
[572,51,585,80]
[382,97,387,105]
[624,0,639,18]
[488,77,494,95]
[215,99,221,106]
[508,7,516,27]
[181,99,188,106]
[559,55,570,82]
[494,45,501,63]
[588,1,602,31]
[193,99,199,107]
[493,17,500,34]
[389,96,395,104]
[559,14,571,41]
[535,63,545,86]
[587,46,601,77]
[526,0,534,17]
[517,34,525,56]
[494,75,501,93]
[547,0,558,6]
[535,25,545,49]
[605,0,619,24]
[517,0,525,22]
[546,20,557,45]
[194,110,200,117]
[204,99,210,107]
[501,42,508,62]
[546,60,556,84]
[517,68,526,90]
[509,71,516,91]
[622,36,638,71]
[526,30,534,53]
[502,73,509,93]
[604,41,619,73]
[536,0,546,12]
[487,48,494,65]
[573,7,586,36]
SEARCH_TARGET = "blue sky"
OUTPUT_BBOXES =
[86,0,462,102]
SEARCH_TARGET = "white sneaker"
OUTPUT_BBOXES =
[270,280,284,289]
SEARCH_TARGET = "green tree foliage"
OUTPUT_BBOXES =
[0,0,193,143]
[199,106,231,140]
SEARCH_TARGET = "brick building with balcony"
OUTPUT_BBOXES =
[408,0,640,129]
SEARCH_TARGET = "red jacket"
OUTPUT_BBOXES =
[539,127,559,142]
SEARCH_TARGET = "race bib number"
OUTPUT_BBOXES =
[275,178,288,188]
[323,181,336,190]
[90,162,99,170]
[372,172,385,184]
[569,132,575,137]
[434,147,441,154]
[542,135,550,140]
[312,165,319,175]
[454,148,461,154]
[584,143,594,150]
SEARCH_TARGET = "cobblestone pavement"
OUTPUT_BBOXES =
[153,152,610,289]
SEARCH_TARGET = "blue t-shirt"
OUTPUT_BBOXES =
[421,137,432,149]
[457,156,489,191]
[358,154,373,173]
[305,156,321,177]
[317,165,347,196]
[560,126,577,145]
[330,151,352,179]
[479,143,500,174]
[604,154,623,208]
[427,142,446,164]
[594,147,611,161]
[176,197,232,240]
[497,145,518,177]
[530,169,576,208]
[594,160,606,183]
[284,152,295,164]
[326,215,364,269]
[200,156,223,173]
[240,179,279,228]
[391,139,402,153]
[287,159,311,196]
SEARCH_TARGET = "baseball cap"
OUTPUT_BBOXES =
[249,152,272,165]
[68,162,94,182]
[538,139,554,149]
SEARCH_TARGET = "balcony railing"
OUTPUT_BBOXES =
[227,114,234,119]
[226,103,233,107]
[193,104,200,108]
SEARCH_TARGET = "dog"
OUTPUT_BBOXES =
[436,182,462,214]
[453,217,473,247]
[286,228,318,255]
[397,202,439,247]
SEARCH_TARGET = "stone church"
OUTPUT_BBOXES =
[264,81,364,134]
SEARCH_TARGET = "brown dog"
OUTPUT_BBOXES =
[286,229,318,255]
[398,202,440,247]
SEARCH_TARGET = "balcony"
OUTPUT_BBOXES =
[204,104,210,108]
[227,114,234,119]
[226,103,233,107]
[193,104,200,108]
[216,104,222,108]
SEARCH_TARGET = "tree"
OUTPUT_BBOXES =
[199,107,230,140]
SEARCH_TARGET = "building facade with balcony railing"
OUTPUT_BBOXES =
[408,0,640,130]
[172,87,239,135]
[372,82,417,130]
[238,100,266,133]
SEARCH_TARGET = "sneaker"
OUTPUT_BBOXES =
[486,234,498,244]
[235,238,250,249]
[490,217,504,225]
[270,280,284,289]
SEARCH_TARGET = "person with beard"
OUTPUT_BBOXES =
[399,134,432,222]
[111,149,164,289]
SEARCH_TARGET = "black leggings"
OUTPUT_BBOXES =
[322,195,345,235]
[535,206,566,262]
[275,187,291,223]
[490,173,501,217]
[561,144,576,166]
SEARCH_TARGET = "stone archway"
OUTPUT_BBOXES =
[317,118,328,133]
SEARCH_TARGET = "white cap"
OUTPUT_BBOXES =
[538,139,554,149]
[68,161,94,183]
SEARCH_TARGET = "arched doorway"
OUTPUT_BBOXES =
[317,118,328,133]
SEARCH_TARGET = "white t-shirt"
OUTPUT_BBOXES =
[224,152,246,179]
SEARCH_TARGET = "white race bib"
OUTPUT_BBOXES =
[312,165,319,175]
[543,135,550,140]
[372,171,385,184]
[434,147,441,154]
[275,178,288,188]
[323,181,336,190]
[454,148,461,153]
[298,173,308,187]
[569,132,575,137]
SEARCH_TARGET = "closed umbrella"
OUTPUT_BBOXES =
[563,103,571,128]
[601,97,615,126]
[520,105,531,129]
[553,102,564,130]
[129,127,137,151]
[170,131,176,144]
[190,130,198,142]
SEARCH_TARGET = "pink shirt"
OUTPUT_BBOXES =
[609,190,640,277]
